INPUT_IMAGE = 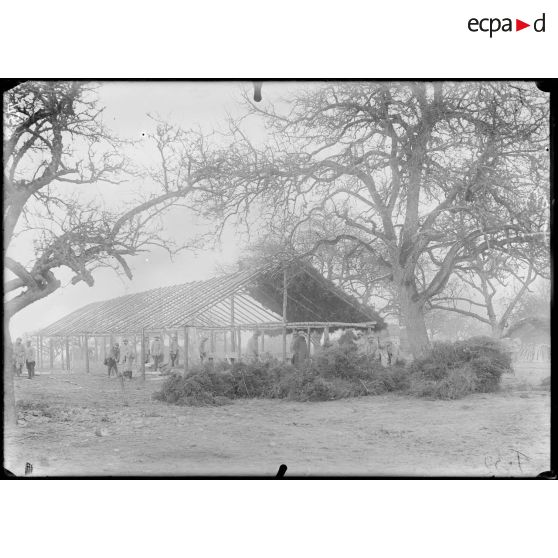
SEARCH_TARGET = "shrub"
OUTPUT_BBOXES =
[313,345,366,379]
[411,365,478,400]
[152,369,234,406]
[409,336,512,399]
[154,345,412,406]
[154,338,508,406]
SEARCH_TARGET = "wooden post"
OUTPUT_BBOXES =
[261,332,265,354]
[183,326,189,375]
[49,338,54,370]
[174,330,179,366]
[94,336,98,362]
[65,337,70,371]
[237,327,242,361]
[84,334,90,374]
[282,268,288,362]
[140,329,146,380]
[230,295,236,353]
[36,335,41,368]
[307,326,312,357]
[102,337,107,363]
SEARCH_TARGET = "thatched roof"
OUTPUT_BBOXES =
[39,262,384,337]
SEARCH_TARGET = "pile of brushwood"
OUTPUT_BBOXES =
[153,336,511,406]
[408,336,512,399]
[153,344,409,406]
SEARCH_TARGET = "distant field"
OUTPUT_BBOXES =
[5,363,550,477]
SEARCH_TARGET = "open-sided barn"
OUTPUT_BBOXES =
[36,261,384,374]
[505,317,550,362]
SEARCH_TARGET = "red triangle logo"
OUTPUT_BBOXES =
[516,19,530,31]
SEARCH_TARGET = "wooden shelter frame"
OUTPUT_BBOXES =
[37,263,383,376]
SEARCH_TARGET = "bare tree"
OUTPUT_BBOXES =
[508,279,550,324]
[3,82,231,425]
[197,82,549,357]
[427,252,542,338]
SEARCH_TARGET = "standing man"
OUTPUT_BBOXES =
[199,335,209,363]
[357,332,378,357]
[290,330,309,367]
[377,339,391,367]
[25,340,36,379]
[169,335,180,367]
[246,331,261,362]
[143,336,151,363]
[13,338,26,376]
[150,336,163,372]
[338,329,357,348]
[387,339,401,365]
[106,342,120,377]
[121,339,135,379]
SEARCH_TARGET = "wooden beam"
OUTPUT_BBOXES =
[84,334,90,374]
[194,321,377,331]
[65,337,70,371]
[175,330,180,366]
[183,326,189,375]
[140,329,146,380]
[230,295,236,352]
[49,338,54,370]
[307,327,312,357]
[36,335,40,368]
[237,327,242,361]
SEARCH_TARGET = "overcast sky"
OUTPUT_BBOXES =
[8,81,301,338]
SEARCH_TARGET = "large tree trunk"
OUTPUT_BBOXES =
[3,320,16,428]
[398,284,431,358]
[491,322,505,339]
[3,277,60,429]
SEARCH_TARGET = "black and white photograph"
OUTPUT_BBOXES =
[3,80,551,477]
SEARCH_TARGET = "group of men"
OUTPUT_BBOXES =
[105,338,136,379]
[232,329,400,366]
[102,328,401,374]
[353,331,402,366]
[195,330,311,366]
[244,330,310,365]
[105,335,183,378]
[12,338,36,379]
[146,335,180,370]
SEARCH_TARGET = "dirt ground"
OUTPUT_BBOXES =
[4,363,550,477]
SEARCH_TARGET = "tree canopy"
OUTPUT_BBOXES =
[191,82,549,355]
